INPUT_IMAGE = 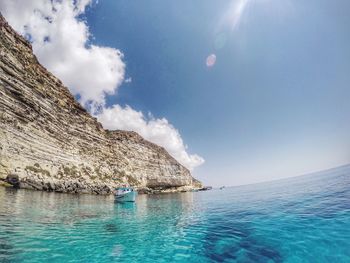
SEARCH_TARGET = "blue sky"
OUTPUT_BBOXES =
[2,0,349,186]
[82,0,350,186]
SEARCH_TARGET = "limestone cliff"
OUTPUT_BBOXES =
[0,15,202,194]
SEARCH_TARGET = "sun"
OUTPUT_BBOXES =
[219,0,293,32]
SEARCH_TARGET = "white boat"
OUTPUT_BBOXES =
[114,187,137,202]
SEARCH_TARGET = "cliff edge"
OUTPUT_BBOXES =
[0,15,202,194]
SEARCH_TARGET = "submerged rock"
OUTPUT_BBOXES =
[0,15,202,194]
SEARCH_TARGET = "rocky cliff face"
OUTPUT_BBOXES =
[0,15,202,194]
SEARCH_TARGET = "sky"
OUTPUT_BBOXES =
[1,0,349,187]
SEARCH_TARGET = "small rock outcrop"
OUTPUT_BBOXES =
[0,15,202,194]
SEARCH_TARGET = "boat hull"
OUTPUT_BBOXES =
[115,191,137,202]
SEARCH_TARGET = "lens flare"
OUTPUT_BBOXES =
[214,33,227,50]
[206,54,217,67]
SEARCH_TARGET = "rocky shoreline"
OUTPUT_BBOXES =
[1,174,203,195]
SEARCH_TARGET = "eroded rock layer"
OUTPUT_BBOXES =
[0,15,202,194]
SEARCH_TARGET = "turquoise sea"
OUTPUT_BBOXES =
[0,165,349,263]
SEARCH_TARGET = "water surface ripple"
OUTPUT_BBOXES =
[0,165,349,262]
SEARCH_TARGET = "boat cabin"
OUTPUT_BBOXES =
[115,187,134,195]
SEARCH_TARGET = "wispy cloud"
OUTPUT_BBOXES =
[124,77,132,83]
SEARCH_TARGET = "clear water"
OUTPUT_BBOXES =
[1,165,349,263]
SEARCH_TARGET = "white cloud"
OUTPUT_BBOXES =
[0,0,204,170]
[0,0,125,107]
[96,105,205,170]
